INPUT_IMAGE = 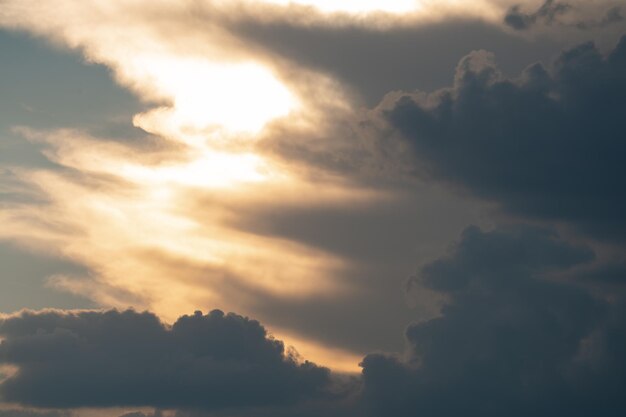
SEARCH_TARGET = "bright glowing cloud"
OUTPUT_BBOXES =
[119,151,269,188]
[129,56,296,135]
[260,0,420,14]
[0,0,385,373]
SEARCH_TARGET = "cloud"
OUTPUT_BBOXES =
[1,0,624,374]
[0,411,70,417]
[0,309,331,409]
[360,225,626,417]
[504,0,623,31]
[1,3,500,365]
[504,0,571,30]
[0,123,379,369]
[583,261,626,285]
[233,16,570,105]
[579,6,625,30]
[2,228,624,417]
[376,35,626,241]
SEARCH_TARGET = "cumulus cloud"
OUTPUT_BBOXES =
[360,225,626,417]
[376,35,626,240]
[0,309,331,409]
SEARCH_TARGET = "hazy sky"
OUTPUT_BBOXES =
[1,1,625,416]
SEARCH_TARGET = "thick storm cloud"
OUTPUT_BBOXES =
[360,226,626,417]
[0,309,331,409]
[379,36,626,240]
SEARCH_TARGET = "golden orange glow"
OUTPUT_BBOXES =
[260,0,420,14]
[253,0,501,22]
[129,56,297,136]
[275,332,364,374]
[0,124,384,371]
[119,150,269,188]
[0,0,508,372]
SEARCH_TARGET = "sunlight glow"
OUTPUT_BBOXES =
[120,151,268,188]
[0,0,424,373]
[128,55,296,134]
[260,0,419,14]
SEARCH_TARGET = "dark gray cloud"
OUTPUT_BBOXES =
[378,35,626,241]
[234,19,565,105]
[0,309,331,409]
[2,231,625,417]
[577,6,625,30]
[360,225,626,417]
[505,0,572,30]
[0,410,70,417]
[505,1,623,31]
[584,261,626,284]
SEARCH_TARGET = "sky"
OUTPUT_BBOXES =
[0,0,625,416]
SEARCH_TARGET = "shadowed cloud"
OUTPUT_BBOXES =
[0,309,331,409]
[504,0,571,30]
[0,411,70,417]
[233,18,564,105]
[360,225,626,417]
[378,35,626,241]
[504,0,623,31]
